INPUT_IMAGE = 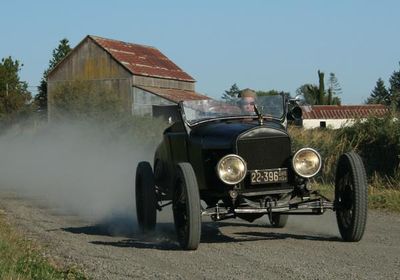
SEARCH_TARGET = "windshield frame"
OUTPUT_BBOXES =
[179,94,287,127]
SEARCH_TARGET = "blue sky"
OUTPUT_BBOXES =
[1,0,399,104]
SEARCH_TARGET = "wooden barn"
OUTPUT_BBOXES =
[47,35,208,120]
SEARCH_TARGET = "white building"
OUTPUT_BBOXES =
[301,105,389,129]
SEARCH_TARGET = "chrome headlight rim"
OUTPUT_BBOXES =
[216,154,247,185]
[292,148,322,178]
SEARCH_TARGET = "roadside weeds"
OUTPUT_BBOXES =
[0,211,88,280]
[313,183,400,213]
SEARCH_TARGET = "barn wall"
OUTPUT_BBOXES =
[47,38,132,120]
[47,36,194,120]
[132,87,175,117]
[48,38,132,81]
[302,119,356,129]
[132,75,195,91]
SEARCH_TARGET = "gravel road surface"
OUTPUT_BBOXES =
[0,191,399,280]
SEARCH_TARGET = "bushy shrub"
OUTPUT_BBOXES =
[339,115,400,177]
[289,114,400,187]
[50,80,128,122]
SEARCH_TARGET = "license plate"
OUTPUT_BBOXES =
[250,168,288,184]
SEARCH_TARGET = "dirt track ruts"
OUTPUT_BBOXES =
[0,191,399,280]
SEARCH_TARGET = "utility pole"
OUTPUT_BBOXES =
[6,83,8,97]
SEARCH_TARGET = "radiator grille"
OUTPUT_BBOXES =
[237,136,291,170]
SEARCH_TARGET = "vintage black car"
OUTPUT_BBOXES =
[135,95,368,250]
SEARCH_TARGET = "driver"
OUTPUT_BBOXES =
[238,88,256,113]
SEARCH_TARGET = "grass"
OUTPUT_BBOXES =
[368,174,400,212]
[289,115,400,212]
[0,212,88,280]
[310,182,400,213]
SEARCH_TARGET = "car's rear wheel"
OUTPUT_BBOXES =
[135,161,157,232]
[269,213,288,228]
[173,163,201,250]
[335,152,368,242]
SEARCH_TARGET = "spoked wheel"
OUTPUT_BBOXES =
[269,213,288,228]
[335,152,368,242]
[135,161,157,232]
[173,163,201,250]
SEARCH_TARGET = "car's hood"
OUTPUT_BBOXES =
[189,120,286,150]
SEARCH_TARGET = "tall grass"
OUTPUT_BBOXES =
[289,114,400,189]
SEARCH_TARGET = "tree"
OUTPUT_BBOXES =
[221,83,241,101]
[317,70,325,105]
[0,56,32,126]
[256,89,291,100]
[388,62,400,110]
[50,80,126,122]
[35,38,71,115]
[296,70,341,105]
[296,84,319,105]
[367,78,389,105]
[327,73,342,105]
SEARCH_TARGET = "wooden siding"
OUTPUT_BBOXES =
[132,75,195,91]
[132,87,175,116]
[48,37,132,81]
[47,38,132,120]
[47,36,196,120]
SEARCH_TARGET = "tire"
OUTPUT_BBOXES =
[173,163,201,250]
[335,152,368,242]
[135,161,157,232]
[269,213,288,228]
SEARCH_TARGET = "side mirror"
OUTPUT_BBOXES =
[290,94,306,105]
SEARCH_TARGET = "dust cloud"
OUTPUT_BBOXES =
[0,120,166,227]
[0,119,340,239]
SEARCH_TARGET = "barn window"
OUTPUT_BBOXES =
[320,121,326,128]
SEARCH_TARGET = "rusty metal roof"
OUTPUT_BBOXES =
[301,105,390,119]
[90,35,195,82]
[136,86,210,103]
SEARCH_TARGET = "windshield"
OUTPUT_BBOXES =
[182,95,285,125]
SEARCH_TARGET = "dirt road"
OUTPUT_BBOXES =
[0,191,399,280]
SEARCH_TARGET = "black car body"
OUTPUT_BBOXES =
[135,95,368,250]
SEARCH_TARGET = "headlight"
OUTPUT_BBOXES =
[292,148,322,178]
[217,154,247,185]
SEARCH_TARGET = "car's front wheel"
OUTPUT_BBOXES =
[335,152,368,242]
[173,163,201,250]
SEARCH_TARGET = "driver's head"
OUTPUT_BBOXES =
[239,88,256,112]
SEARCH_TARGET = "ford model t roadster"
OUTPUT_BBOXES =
[135,94,367,250]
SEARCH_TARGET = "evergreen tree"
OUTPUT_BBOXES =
[0,56,31,125]
[221,83,241,101]
[35,38,71,115]
[388,62,400,110]
[367,78,389,105]
[317,70,325,105]
[327,73,342,105]
[331,96,341,105]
